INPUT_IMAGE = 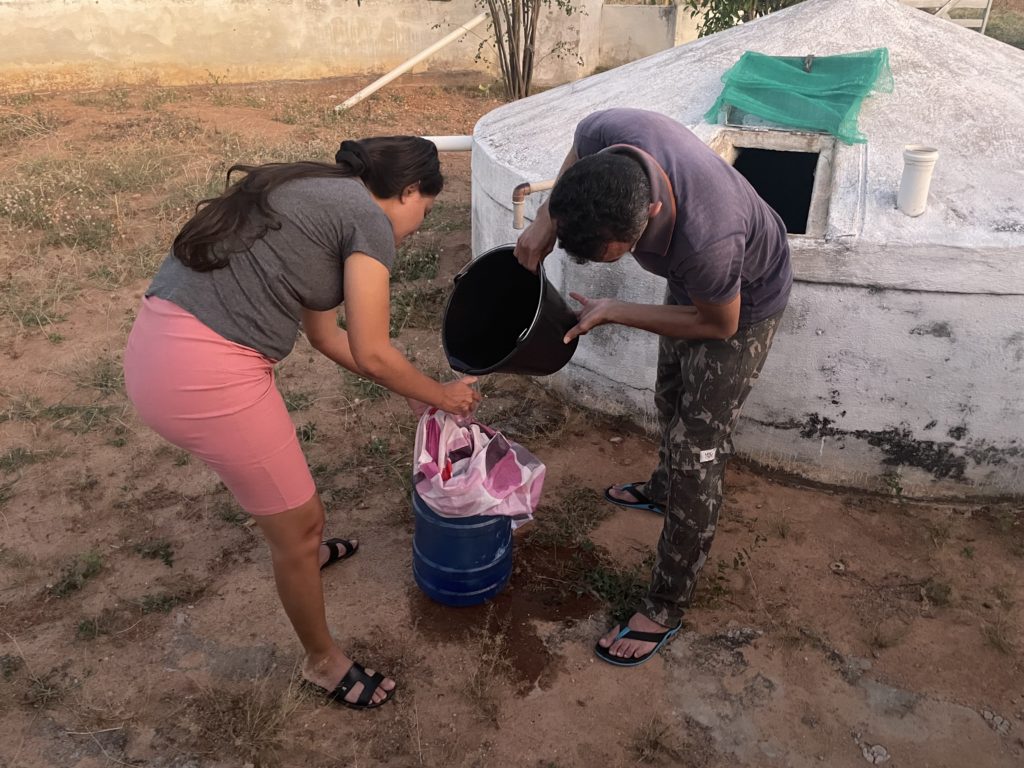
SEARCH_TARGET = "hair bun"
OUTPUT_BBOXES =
[335,140,369,175]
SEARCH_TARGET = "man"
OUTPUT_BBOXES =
[515,108,791,667]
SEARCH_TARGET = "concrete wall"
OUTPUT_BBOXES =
[599,4,699,70]
[0,0,612,93]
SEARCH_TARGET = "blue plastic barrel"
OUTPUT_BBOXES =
[411,490,512,607]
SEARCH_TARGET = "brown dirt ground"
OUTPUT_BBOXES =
[1,75,1022,768]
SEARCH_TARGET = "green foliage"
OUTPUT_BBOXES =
[47,552,104,597]
[681,0,804,36]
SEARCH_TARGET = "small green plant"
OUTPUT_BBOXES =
[771,517,791,539]
[389,285,445,336]
[882,469,904,499]
[134,539,175,567]
[587,555,654,623]
[961,546,975,559]
[23,665,76,709]
[47,552,104,597]
[283,390,314,412]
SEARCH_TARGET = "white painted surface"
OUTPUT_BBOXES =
[599,5,699,70]
[0,0,604,91]
[472,0,1024,499]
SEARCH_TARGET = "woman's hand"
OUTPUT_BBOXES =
[563,293,620,343]
[438,376,481,418]
[406,397,430,417]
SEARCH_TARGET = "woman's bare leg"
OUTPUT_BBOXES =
[253,492,393,705]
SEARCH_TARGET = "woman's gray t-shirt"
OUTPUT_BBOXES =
[147,176,395,360]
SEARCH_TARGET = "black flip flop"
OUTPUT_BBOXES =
[603,482,665,516]
[302,661,394,710]
[320,537,358,571]
[594,622,682,667]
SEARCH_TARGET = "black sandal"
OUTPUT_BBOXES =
[304,662,395,710]
[603,482,665,516]
[320,538,358,571]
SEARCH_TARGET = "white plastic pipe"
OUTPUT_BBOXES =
[512,179,556,229]
[897,145,939,217]
[335,13,488,112]
[422,135,473,152]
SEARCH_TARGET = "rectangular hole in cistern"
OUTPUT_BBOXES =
[732,148,819,235]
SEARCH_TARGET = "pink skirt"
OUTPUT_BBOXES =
[123,296,315,515]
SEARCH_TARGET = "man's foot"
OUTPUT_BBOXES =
[598,613,675,660]
[303,647,394,708]
[319,538,358,570]
[603,483,665,515]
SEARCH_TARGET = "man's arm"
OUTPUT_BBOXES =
[563,292,741,343]
[513,146,578,272]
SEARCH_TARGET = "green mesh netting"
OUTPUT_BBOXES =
[704,48,893,144]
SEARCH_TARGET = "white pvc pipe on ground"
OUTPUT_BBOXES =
[335,12,489,112]
[422,135,473,152]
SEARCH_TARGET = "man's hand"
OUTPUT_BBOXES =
[564,293,620,344]
[514,211,557,273]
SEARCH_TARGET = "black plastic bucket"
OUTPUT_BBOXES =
[442,245,579,376]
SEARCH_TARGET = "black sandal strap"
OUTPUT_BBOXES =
[321,538,357,570]
[619,628,671,643]
[334,662,384,708]
[621,483,653,505]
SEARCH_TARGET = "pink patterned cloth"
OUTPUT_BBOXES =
[412,408,545,527]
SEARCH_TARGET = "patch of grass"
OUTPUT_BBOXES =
[141,87,191,110]
[133,539,175,568]
[420,201,470,233]
[390,285,445,336]
[71,87,134,112]
[43,403,118,433]
[587,554,655,623]
[139,581,205,613]
[982,617,1016,655]
[183,676,302,767]
[630,717,685,764]
[88,239,169,289]
[483,394,570,443]
[771,517,791,539]
[392,242,440,282]
[467,609,515,723]
[0,447,41,474]
[71,356,124,398]
[527,484,607,549]
[297,421,319,444]
[988,10,1024,49]
[0,546,33,569]
[271,96,350,127]
[0,276,72,330]
[358,436,410,494]
[46,552,104,598]
[216,501,248,525]
[961,545,975,559]
[922,577,952,607]
[925,520,952,549]
[23,664,77,709]
[0,108,62,144]
[282,389,314,412]
[346,373,389,402]
[0,482,13,506]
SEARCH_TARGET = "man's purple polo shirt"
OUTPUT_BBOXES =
[573,108,792,327]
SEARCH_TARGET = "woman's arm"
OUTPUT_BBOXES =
[301,308,363,374]
[331,253,479,415]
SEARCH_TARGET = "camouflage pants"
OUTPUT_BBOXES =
[639,301,783,626]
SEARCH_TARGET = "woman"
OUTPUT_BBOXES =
[123,136,480,710]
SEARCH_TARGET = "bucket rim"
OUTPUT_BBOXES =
[442,244,549,376]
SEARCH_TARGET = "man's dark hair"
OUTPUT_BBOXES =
[547,153,652,263]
